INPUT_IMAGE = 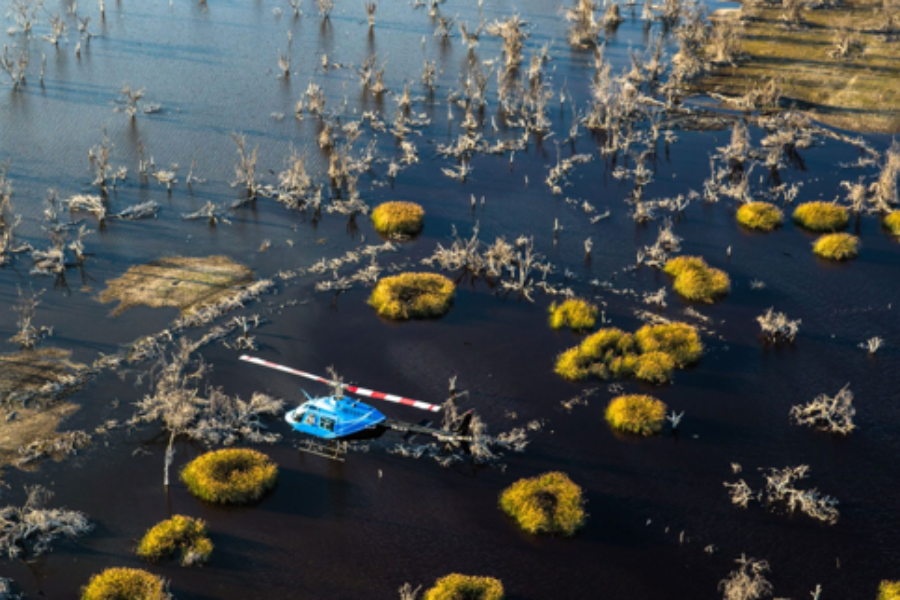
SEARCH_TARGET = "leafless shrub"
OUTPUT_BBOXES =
[113,83,145,120]
[65,194,106,224]
[182,201,230,226]
[318,0,334,19]
[17,430,90,466]
[669,7,710,85]
[365,2,377,28]
[278,49,290,78]
[42,13,67,45]
[841,177,869,215]
[110,200,160,220]
[8,0,42,34]
[756,307,800,342]
[398,583,421,600]
[636,218,682,268]
[868,139,900,211]
[421,60,437,91]
[88,132,127,192]
[0,44,29,90]
[719,555,773,600]
[231,132,260,200]
[724,480,757,508]
[565,0,603,48]
[709,16,743,64]
[459,20,484,50]
[763,465,839,523]
[8,287,52,350]
[0,486,91,560]
[860,336,884,354]
[790,385,855,434]
[486,14,529,70]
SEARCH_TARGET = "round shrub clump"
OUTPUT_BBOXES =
[137,515,213,566]
[181,448,277,505]
[371,201,425,236]
[424,574,504,600]
[499,471,586,536]
[633,351,675,384]
[883,211,900,237]
[605,394,668,436]
[879,580,900,600]
[368,272,455,320]
[812,233,859,261]
[81,567,167,600]
[634,322,704,367]
[664,256,730,303]
[792,201,849,232]
[548,298,598,331]
[736,201,784,231]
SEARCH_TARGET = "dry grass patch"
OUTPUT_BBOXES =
[181,448,277,505]
[99,256,253,316]
[605,394,667,435]
[137,515,213,566]
[423,575,504,600]
[81,568,168,600]
[371,201,424,235]
[736,201,784,231]
[548,298,598,331]
[699,1,900,133]
[664,256,730,303]
[813,232,859,260]
[499,472,586,536]
[368,272,455,320]
[793,202,849,232]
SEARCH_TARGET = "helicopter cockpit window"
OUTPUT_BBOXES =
[304,413,316,426]
[320,417,335,432]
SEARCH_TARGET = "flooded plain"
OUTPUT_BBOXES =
[0,0,898,598]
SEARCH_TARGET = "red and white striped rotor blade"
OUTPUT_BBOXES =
[239,355,441,412]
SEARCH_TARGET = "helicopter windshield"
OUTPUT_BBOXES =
[303,412,315,426]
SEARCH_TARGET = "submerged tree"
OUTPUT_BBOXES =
[8,286,52,350]
[719,555,773,600]
[0,486,92,560]
[790,385,855,434]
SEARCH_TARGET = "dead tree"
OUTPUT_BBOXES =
[719,555,773,600]
[231,133,260,200]
[0,44,29,90]
[0,486,91,560]
[756,307,800,342]
[8,287,52,350]
[113,84,145,120]
[789,385,855,434]
[869,139,900,211]
[365,2,377,28]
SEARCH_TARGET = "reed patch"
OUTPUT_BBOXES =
[548,298,598,331]
[423,574,505,600]
[605,394,668,436]
[137,515,213,566]
[371,201,424,236]
[81,568,168,600]
[664,256,730,303]
[812,233,859,260]
[180,448,277,505]
[793,202,849,232]
[499,471,585,536]
[368,272,455,320]
[736,201,784,231]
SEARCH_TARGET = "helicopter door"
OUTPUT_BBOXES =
[304,412,316,427]
[320,417,335,433]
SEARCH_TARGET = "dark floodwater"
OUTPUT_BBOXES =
[1,0,899,598]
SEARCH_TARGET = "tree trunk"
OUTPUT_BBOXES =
[164,430,176,488]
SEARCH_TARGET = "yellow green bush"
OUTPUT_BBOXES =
[81,568,167,600]
[181,448,277,505]
[423,574,505,600]
[499,472,585,536]
[792,201,849,232]
[605,394,668,435]
[548,298,598,331]
[664,256,730,303]
[370,201,425,235]
[368,272,455,320]
[555,323,702,384]
[878,580,900,600]
[736,201,784,231]
[884,211,900,237]
[812,233,859,261]
[137,515,213,566]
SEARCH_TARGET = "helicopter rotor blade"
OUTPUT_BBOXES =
[239,355,442,412]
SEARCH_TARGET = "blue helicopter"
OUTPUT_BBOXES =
[240,355,473,459]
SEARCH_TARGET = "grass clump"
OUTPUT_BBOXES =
[548,298,598,331]
[664,256,730,303]
[879,581,900,600]
[423,574,504,600]
[812,233,859,260]
[884,211,900,237]
[793,202,849,232]
[736,201,784,231]
[499,471,586,536]
[368,272,455,320]
[371,201,425,235]
[137,515,213,566]
[555,323,702,384]
[605,394,668,436]
[181,448,277,505]
[99,256,253,316]
[81,568,168,600]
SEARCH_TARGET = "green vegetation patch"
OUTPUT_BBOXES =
[99,256,254,316]
[793,201,849,232]
[605,394,668,436]
[368,272,455,320]
[548,298,598,331]
[371,201,425,235]
[137,515,213,566]
[736,201,784,231]
[813,232,859,260]
[699,1,900,133]
[664,256,730,303]
[499,471,586,536]
[181,448,277,505]
[81,567,168,600]
[884,211,900,237]
[423,574,505,600]
[879,581,900,600]
[555,323,702,384]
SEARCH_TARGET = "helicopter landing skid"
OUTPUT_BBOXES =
[297,439,348,462]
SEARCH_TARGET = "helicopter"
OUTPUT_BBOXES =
[240,355,474,461]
